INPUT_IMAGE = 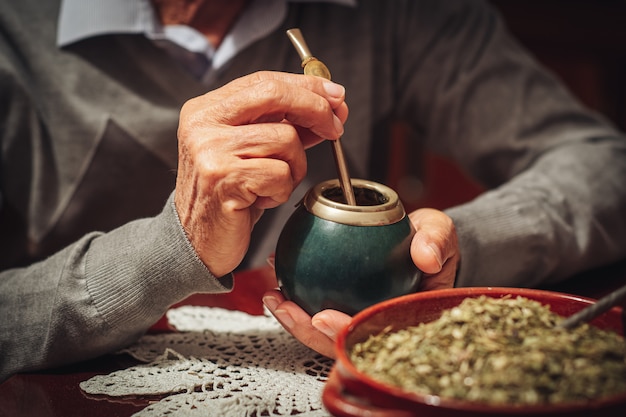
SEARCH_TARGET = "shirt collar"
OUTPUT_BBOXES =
[57,0,356,82]
[57,0,357,48]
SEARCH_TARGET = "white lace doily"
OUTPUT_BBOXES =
[79,306,334,416]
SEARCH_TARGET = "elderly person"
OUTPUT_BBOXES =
[1,0,625,381]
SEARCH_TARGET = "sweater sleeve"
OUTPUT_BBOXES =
[0,193,232,381]
[446,139,626,287]
[394,0,626,287]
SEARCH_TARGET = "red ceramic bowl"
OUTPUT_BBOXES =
[324,287,626,417]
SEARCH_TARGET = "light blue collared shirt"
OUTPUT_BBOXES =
[58,0,356,83]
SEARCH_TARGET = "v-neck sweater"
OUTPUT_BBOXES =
[1,0,626,379]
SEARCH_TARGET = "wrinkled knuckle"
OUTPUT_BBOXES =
[237,71,265,87]
[311,96,332,117]
[275,163,294,186]
[249,70,273,82]
[179,109,218,142]
[256,78,283,97]
[270,121,294,142]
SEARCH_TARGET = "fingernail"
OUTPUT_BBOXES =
[323,81,345,98]
[262,295,279,311]
[333,115,344,136]
[273,309,295,329]
[312,318,336,339]
[428,243,444,269]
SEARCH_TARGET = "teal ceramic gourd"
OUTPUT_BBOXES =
[275,179,422,316]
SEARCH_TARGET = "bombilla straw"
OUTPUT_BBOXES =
[286,28,357,206]
[557,282,626,330]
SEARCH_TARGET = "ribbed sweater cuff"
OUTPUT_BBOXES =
[85,193,233,329]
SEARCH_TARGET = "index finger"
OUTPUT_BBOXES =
[190,71,348,140]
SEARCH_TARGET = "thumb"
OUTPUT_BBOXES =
[409,208,457,274]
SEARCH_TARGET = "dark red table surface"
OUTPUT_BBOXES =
[1,261,625,417]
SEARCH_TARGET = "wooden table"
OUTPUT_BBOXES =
[1,260,625,417]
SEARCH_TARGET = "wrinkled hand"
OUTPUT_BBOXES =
[175,71,348,277]
[263,208,459,358]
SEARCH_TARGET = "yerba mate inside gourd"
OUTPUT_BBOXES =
[322,186,388,206]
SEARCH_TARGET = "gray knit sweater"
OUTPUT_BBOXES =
[2,0,626,380]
